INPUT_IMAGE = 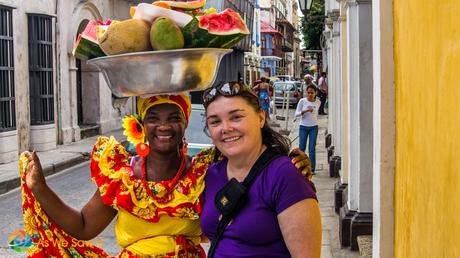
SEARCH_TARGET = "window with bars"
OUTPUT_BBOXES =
[28,14,54,125]
[0,6,16,132]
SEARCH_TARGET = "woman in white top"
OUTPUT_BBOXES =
[295,85,321,174]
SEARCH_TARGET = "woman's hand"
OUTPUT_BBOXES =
[301,107,313,115]
[289,148,313,180]
[24,151,47,193]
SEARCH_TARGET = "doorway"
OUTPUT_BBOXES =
[75,19,100,138]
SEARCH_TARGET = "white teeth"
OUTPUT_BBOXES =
[223,136,240,142]
[157,135,172,140]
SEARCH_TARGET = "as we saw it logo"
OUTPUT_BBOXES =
[8,230,34,253]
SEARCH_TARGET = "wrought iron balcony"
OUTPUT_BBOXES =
[281,37,293,52]
[261,47,284,58]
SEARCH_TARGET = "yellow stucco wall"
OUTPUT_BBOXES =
[394,1,460,257]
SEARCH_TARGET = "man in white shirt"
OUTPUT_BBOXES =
[317,72,328,115]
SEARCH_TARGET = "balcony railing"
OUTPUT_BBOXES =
[281,38,293,52]
[261,48,284,58]
[276,18,295,31]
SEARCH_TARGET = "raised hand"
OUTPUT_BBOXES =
[24,151,47,193]
[289,148,313,180]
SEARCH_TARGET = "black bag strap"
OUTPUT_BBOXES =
[242,149,279,188]
[208,148,281,258]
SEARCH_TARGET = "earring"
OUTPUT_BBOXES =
[180,138,188,157]
[136,143,150,157]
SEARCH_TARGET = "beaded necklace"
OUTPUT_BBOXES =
[140,152,187,203]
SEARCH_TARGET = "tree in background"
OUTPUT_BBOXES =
[300,0,325,50]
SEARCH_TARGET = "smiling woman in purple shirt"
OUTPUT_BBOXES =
[201,82,322,258]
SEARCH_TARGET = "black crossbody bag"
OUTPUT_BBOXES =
[208,148,281,258]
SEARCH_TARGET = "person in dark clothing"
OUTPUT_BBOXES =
[317,72,328,115]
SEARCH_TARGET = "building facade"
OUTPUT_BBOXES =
[189,0,255,103]
[323,0,460,257]
[243,0,262,86]
[292,0,302,79]
[260,0,296,78]
[205,0,255,84]
[0,0,139,164]
[260,21,283,77]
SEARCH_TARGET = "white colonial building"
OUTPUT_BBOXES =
[0,0,140,163]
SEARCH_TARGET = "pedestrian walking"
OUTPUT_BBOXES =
[254,77,271,120]
[304,74,317,99]
[317,72,328,115]
[295,85,321,174]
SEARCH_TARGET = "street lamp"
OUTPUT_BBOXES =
[298,0,313,16]
[298,0,328,22]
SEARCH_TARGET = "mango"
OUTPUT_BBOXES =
[98,19,152,55]
[150,17,184,51]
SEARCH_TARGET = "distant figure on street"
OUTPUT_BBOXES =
[317,72,328,115]
[295,85,320,174]
[304,74,317,98]
[255,77,271,120]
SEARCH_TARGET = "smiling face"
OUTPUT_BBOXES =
[307,87,316,101]
[143,103,186,154]
[206,95,265,159]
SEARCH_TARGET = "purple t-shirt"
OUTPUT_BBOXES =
[201,156,317,258]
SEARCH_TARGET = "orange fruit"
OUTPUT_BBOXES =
[130,6,137,17]
[152,2,171,9]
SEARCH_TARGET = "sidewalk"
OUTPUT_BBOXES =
[0,130,126,195]
[271,109,359,258]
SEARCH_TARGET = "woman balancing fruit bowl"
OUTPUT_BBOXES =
[20,95,312,257]
[19,1,315,257]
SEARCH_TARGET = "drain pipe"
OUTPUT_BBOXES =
[54,0,62,144]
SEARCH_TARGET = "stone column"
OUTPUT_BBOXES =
[322,28,334,162]
[327,10,345,204]
[339,0,373,250]
[13,7,30,154]
[372,0,395,257]
[334,0,350,220]
[333,19,342,158]
[325,9,341,169]
[326,29,334,137]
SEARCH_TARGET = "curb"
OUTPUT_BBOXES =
[0,154,89,195]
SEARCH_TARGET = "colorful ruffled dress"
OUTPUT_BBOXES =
[19,136,214,257]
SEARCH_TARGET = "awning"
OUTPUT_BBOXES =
[261,22,282,35]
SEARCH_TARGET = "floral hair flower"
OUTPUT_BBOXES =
[122,115,145,146]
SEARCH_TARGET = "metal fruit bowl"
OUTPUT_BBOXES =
[87,48,232,97]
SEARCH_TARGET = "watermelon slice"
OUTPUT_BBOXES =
[154,0,206,11]
[182,8,250,48]
[72,20,106,60]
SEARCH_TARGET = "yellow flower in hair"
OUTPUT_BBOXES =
[122,115,145,146]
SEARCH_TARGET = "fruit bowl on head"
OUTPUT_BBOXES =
[87,48,232,97]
